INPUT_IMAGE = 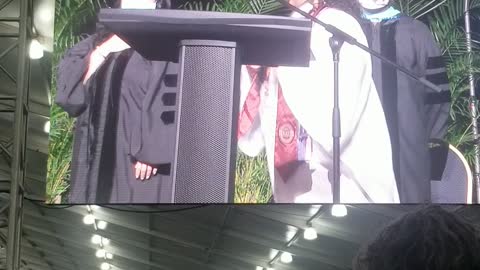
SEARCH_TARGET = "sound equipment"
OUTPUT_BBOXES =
[99,9,311,203]
[430,139,473,203]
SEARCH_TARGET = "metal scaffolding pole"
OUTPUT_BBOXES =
[464,0,480,203]
[6,0,30,269]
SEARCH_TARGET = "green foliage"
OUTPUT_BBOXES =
[235,152,272,203]
[47,0,107,203]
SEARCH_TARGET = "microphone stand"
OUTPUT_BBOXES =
[330,36,343,204]
[278,0,443,204]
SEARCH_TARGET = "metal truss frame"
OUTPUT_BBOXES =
[0,0,32,269]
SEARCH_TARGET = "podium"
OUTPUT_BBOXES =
[99,9,311,203]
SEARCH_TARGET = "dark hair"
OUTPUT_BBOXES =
[353,205,480,270]
[272,0,362,18]
[324,0,362,19]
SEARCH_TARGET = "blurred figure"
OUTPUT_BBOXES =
[353,205,480,270]
[359,0,451,203]
[56,0,175,203]
[238,0,399,203]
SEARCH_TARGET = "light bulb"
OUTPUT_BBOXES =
[331,204,348,217]
[280,252,293,263]
[256,267,263,270]
[37,3,53,23]
[100,262,111,270]
[106,253,114,260]
[101,238,110,246]
[303,227,317,240]
[97,220,108,230]
[96,249,106,258]
[83,214,95,225]
[29,39,44,59]
[43,121,50,133]
[91,234,102,245]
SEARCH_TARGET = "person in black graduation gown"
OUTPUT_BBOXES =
[358,0,451,203]
[56,0,177,204]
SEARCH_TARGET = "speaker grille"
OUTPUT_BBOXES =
[174,44,237,203]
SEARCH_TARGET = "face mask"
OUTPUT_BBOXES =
[358,0,390,10]
[121,0,156,9]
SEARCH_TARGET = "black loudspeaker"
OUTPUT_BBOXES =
[172,40,240,203]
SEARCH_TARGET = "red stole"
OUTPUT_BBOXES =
[238,66,302,181]
[238,66,267,138]
[237,1,325,181]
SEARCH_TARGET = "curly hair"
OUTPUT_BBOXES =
[353,205,480,270]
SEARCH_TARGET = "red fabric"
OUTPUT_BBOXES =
[272,2,326,180]
[238,66,268,138]
[274,86,301,181]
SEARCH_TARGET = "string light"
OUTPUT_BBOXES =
[96,249,106,258]
[84,206,114,268]
[331,204,348,217]
[262,206,336,269]
[43,121,50,133]
[280,252,293,264]
[97,220,108,230]
[29,39,44,59]
[100,262,111,270]
[303,226,317,240]
[91,235,102,245]
[101,238,110,246]
[83,214,95,225]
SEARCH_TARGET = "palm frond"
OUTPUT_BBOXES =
[249,0,282,14]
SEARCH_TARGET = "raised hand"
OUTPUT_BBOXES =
[83,35,131,84]
[101,35,131,53]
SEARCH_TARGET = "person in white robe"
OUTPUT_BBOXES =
[237,0,399,203]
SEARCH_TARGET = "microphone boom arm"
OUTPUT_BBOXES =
[277,0,443,92]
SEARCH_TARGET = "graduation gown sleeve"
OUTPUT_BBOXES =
[129,61,179,166]
[55,36,96,117]
[414,21,451,140]
[277,8,399,202]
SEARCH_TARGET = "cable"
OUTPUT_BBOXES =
[0,191,73,209]
[3,191,209,212]
[99,204,210,213]
[26,199,73,209]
